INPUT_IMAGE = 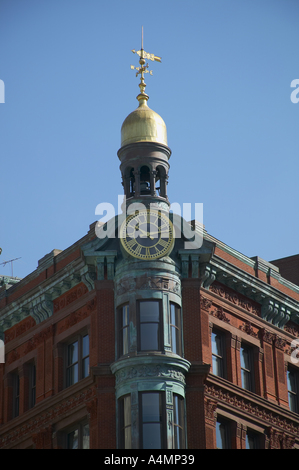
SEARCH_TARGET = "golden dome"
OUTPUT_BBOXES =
[121,95,168,147]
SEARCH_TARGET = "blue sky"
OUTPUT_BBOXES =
[0,0,298,279]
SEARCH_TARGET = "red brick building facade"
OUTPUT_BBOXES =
[1,50,299,449]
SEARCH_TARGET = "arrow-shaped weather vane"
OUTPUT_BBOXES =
[130,26,161,98]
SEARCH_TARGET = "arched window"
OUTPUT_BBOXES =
[140,166,151,194]
[156,165,167,198]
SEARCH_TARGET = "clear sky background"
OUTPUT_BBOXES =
[0,0,298,280]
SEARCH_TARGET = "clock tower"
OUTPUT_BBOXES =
[111,35,191,450]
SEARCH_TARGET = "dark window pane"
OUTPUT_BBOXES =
[171,326,177,354]
[287,369,297,393]
[82,335,89,358]
[142,393,161,422]
[216,420,229,449]
[246,431,259,449]
[241,369,251,391]
[67,429,79,449]
[212,355,223,377]
[140,301,160,322]
[240,346,251,370]
[170,304,176,325]
[140,323,159,350]
[240,346,253,391]
[123,305,129,326]
[82,357,89,378]
[212,331,224,377]
[68,364,78,385]
[142,423,161,449]
[212,331,222,356]
[173,394,185,449]
[119,395,132,449]
[82,423,90,449]
[122,328,129,355]
[288,392,298,413]
[68,341,78,364]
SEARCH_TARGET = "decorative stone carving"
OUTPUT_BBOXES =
[206,384,299,439]
[53,283,88,313]
[239,321,258,338]
[200,296,213,312]
[211,306,230,324]
[204,397,217,422]
[210,282,260,315]
[262,329,275,345]
[30,296,53,324]
[115,364,186,386]
[116,274,181,297]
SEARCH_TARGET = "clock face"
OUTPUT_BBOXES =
[120,209,174,260]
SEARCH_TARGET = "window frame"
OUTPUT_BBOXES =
[65,420,90,449]
[119,394,132,449]
[240,343,255,392]
[173,393,185,449]
[137,300,163,352]
[246,429,261,449]
[170,303,182,356]
[12,372,20,419]
[65,332,89,388]
[28,362,36,409]
[211,328,226,379]
[287,366,299,413]
[139,391,166,449]
[216,417,231,449]
[118,304,130,357]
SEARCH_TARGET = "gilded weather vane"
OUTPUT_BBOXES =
[130,26,161,98]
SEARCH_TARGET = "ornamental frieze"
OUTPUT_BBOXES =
[5,316,36,343]
[210,282,260,316]
[7,325,55,365]
[284,322,299,338]
[206,384,298,438]
[115,364,186,386]
[116,274,180,297]
[56,297,97,335]
[53,283,88,313]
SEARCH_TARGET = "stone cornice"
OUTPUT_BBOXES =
[208,255,299,328]
[204,231,299,296]
[0,259,96,340]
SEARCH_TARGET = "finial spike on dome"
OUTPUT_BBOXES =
[130,28,161,104]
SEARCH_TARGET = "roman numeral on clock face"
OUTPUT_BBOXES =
[126,239,137,249]
[134,244,142,256]
[145,247,151,257]
[158,239,169,248]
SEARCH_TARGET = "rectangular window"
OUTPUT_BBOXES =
[13,373,20,418]
[170,303,182,356]
[246,429,260,449]
[29,363,36,409]
[140,392,164,449]
[211,329,225,378]
[139,301,161,351]
[66,333,89,387]
[287,367,299,413]
[119,394,132,449]
[240,344,254,392]
[216,418,230,449]
[66,422,90,449]
[119,304,130,357]
[173,394,185,449]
